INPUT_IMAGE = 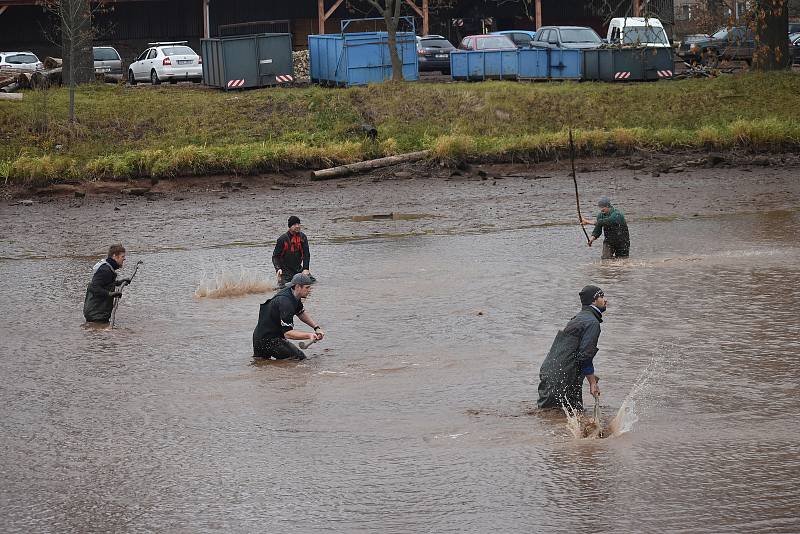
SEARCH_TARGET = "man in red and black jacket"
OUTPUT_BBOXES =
[272,216,311,288]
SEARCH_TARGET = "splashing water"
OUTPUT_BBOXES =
[195,267,273,298]
[563,347,677,439]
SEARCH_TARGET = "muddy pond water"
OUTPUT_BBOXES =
[1,169,799,533]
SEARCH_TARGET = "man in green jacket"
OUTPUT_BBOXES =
[582,196,630,259]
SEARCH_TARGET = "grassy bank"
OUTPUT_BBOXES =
[1,72,799,185]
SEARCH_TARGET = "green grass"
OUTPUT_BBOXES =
[1,72,799,185]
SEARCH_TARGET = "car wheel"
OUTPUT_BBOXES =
[150,69,161,85]
[169,79,177,84]
[128,70,137,86]
[701,49,720,68]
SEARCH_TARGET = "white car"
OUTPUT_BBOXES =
[128,41,202,85]
[0,51,44,73]
[606,17,671,48]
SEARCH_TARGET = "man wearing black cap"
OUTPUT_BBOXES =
[272,216,311,288]
[581,197,630,259]
[537,285,608,410]
[253,273,325,360]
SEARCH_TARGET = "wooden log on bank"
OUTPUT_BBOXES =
[0,92,23,100]
[32,67,62,89]
[43,57,63,69]
[15,72,32,89]
[311,150,431,181]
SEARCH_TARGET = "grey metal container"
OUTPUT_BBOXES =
[583,47,674,82]
[201,33,294,90]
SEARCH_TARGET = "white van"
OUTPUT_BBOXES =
[606,17,671,48]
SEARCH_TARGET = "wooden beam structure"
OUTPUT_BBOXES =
[317,0,344,35]
[535,0,542,29]
[404,0,428,35]
[202,0,209,38]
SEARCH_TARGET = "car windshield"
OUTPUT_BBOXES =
[622,26,668,45]
[4,53,38,64]
[711,28,729,39]
[476,36,515,49]
[162,46,195,56]
[420,39,453,49]
[560,29,602,43]
[93,48,119,61]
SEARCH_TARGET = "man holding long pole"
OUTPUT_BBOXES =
[83,244,131,324]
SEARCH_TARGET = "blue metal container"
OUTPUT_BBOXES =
[308,18,418,86]
[548,49,583,80]
[517,48,549,79]
[201,33,294,90]
[449,50,519,81]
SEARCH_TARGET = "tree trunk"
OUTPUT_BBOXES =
[61,0,94,86]
[378,0,405,81]
[753,0,790,70]
[385,13,404,81]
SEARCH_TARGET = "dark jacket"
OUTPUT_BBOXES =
[537,306,602,410]
[271,231,310,277]
[591,207,630,253]
[253,286,305,355]
[83,258,123,322]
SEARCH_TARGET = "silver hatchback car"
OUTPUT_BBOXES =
[93,46,123,80]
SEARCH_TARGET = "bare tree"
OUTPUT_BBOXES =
[350,0,407,81]
[43,0,96,123]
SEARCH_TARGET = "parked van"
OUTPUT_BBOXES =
[607,17,670,48]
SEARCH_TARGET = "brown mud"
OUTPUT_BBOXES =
[5,150,798,254]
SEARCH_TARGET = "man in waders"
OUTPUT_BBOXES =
[252,273,325,360]
[537,285,608,410]
[581,197,630,259]
[83,244,131,323]
[272,216,311,289]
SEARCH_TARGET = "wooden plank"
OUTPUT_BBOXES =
[0,92,23,100]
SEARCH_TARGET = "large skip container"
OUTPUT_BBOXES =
[450,50,519,81]
[548,49,583,80]
[517,48,549,79]
[583,47,674,81]
[308,18,418,86]
[201,33,294,90]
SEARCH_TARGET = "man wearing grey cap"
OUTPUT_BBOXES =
[537,285,607,410]
[253,273,325,360]
[581,197,630,259]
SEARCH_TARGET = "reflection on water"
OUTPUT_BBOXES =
[0,208,799,533]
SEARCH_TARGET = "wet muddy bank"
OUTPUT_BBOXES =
[3,151,798,260]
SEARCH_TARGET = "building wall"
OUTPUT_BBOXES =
[0,0,675,59]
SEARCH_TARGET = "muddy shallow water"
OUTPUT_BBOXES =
[1,164,799,532]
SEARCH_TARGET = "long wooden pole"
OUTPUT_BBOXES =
[535,0,542,29]
[569,129,591,244]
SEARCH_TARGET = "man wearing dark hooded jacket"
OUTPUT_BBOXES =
[537,285,608,410]
[83,244,130,323]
